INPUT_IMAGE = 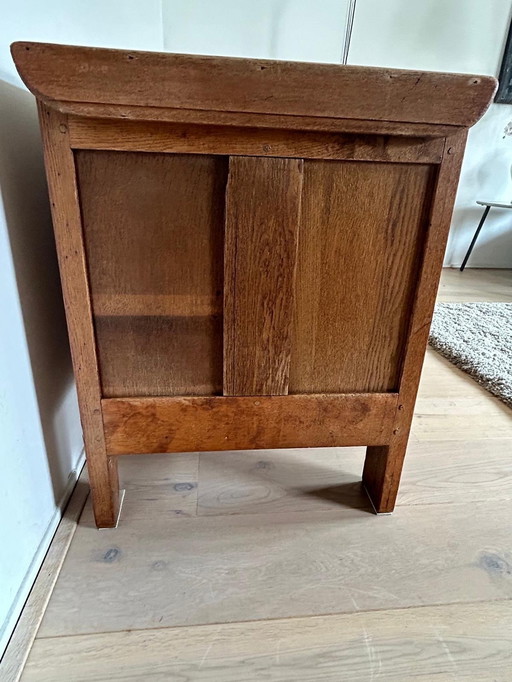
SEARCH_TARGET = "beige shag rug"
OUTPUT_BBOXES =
[429,302,512,408]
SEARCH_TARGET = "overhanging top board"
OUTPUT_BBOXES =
[12,42,496,129]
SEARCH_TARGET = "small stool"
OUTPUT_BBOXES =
[460,200,512,271]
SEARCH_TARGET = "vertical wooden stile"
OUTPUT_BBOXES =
[223,156,303,396]
[36,103,120,528]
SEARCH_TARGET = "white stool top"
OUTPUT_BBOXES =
[476,201,512,209]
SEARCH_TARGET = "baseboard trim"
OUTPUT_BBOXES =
[0,451,87,681]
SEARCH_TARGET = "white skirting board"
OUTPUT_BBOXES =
[0,449,85,660]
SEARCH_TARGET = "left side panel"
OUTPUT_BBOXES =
[75,150,228,398]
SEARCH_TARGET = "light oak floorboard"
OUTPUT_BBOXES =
[437,267,512,302]
[116,453,199,523]
[197,447,369,517]
[413,352,512,442]
[17,268,512,679]
[22,601,512,682]
[36,497,512,637]
[418,350,505,399]
[196,437,512,517]
[399,438,512,505]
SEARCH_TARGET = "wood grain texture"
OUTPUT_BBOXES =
[36,104,119,528]
[12,42,496,127]
[93,293,220,317]
[95,315,222,397]
[224,157,303,395]
[22,602,512,681]
[68,117,445,163]
[437,267,512,303]
[411,348,512,445]
[76,150,226,310]
[76,150,227,396]
[60,102,463,137]
[196,448,370,517]
[102,394,398,455]
[196,436,512,518]
[35,498,512,637]
[364,132,468,513]
[290,160,435,394]
[118,453,199,523]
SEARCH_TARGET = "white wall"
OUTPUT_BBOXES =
[0,0,163,656]
[349,0,512,268]
[0,78,82,656]
[162,0,351,63]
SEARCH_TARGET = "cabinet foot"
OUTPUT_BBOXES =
[362,443,407,514]
[88,455,121,528]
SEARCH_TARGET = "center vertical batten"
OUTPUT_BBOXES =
[223,156,303,396]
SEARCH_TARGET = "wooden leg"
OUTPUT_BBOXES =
[87,453,120,528]
[363,442,407,514]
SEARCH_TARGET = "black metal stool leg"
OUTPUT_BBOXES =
[460,205,490,271]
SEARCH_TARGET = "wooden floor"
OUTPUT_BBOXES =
[15,269,512,680]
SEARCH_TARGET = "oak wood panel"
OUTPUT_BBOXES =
[76,150,226,306]
[13,42,497,127]
[69,117,445,164]
[224,157,303,396]
[364,132,469,513]
[93,293,220,317]
[75,150,227,396]
[36,104,119,528]
[95,315,222,397]
[24,602,512,681]
[289,160,435,394]
[102,393,398,455]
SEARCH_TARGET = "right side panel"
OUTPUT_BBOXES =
[289,160,436,394]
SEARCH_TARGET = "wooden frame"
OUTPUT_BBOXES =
[12,42,496,527]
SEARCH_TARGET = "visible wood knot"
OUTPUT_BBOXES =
[102,548,121,563]
[173,482,196,492]
[59,123,67,134]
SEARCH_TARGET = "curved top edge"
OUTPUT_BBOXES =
[11,41,497,128]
